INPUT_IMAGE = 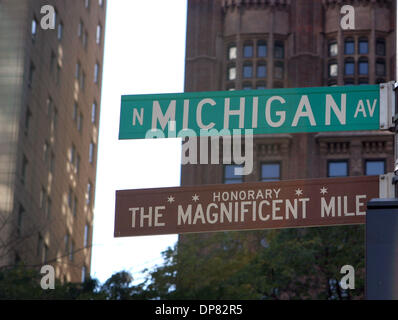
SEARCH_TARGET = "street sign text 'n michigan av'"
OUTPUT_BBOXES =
[114,176,380,237]
[119,84,390,140]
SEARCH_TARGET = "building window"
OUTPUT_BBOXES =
[243,43,253,58]
[329,62,338,77]
[32,18,38,41]
[70,145,76,164]
[328,160,348,177]
[358,58,368,75]
[365,160,385,175]
[64,233,70,254]
[94,63,100,83]
[358,38,368,54]
[75,62,81,79]
[87,182,93,206]
[274,41,284,59]
[84,224,90,247]
[223,165,243,184]
[99,0,104,7]
[359,78,369,85]
[50,152,55,174]
[257,62,266,78]
[56,63,61,85]
[344,39,355,54]
[91,101,97,124]
[256,82,266,90]
[344,59,355,75]
[57,22,63,40]
[228,45,236,60]
[344,79,354,86]
[227,65,236,81]
[376,59,386,76]
[78,20,83,38]
[80,72,86,90]
[77,113,83,132]
[257,41,267,57]
[17,205,24,237]
[24,107,32,135]
[274,62,284,79]
[73,196,78,216]
[85,0,90,9]
[376,39,386,56]
[96,24,102,45]
[40,187,46,210]
[28,62,35,88]
[76,154,80,175]
[261,163,280,181]
[46,197,51,219]
[89,142,95,164]
[82,266,87,283]
[68,187,73,209]
[329,42,338,57]
[37,234,43,258]
[21,155,28,185]
[243,63,253,78]
[242,83,252,90]
[83,31,88,49]
[69,241,74,261]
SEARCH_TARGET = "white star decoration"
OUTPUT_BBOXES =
[295,188,303,196]
[320,187,328,195]
[167,196,175,203]
[192,194,200,202]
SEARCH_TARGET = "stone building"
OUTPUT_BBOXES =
[0,0,106,282]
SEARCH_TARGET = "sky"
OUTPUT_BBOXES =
[90,0,187,284]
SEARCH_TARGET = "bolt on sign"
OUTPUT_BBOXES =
[118,84,387,140]
[114,176,379,237]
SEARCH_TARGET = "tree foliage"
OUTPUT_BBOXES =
[0,225,365,300]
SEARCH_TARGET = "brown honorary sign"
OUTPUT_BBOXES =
[114,176,379,237]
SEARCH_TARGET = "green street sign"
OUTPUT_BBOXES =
[119,84,389,140]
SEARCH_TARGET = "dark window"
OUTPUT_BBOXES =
[17,205,24,237]
[376,60,386,76]
[243,64,253,78]
[376,39,386,56]
[256,83,266,90]
[358,39,368,54]
[274,62,284,79]
[344,79,354,86]
[359,78,369,85]
[257,41,267,57]
[365,160,385,175]
[358,59,368,75]
[242,83,252,90]
[344,39,355,54]
[243,44,253,58]
[274,41,284,59]
[344,60,355,75]
[224,165,243,184]
[328,160,348,177]
[28,62,35,88]
[87,182,93,205]
[24,107,32,134]
[257,63,266,78]
[261,163,280,181]
[21,155,28,184]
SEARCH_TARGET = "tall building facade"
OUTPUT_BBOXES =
[0,0,106,283]
[180,0,396,297]
[182,0,395,190]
